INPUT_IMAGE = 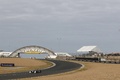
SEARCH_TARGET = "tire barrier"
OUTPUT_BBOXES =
[0,63,15,67]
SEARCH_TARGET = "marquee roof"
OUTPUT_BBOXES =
[77,46,101,53]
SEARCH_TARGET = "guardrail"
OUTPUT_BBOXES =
[75,56,120,64]
[75,57,100,62]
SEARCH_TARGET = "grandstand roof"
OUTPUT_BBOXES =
[77,46,101,53]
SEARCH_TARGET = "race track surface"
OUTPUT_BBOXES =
[0,59,82,80]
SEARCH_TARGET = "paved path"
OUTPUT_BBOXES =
[0,59,82,80]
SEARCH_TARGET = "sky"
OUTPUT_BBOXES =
[0,0,120,53]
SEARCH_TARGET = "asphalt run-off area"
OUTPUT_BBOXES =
[0,59,82,80]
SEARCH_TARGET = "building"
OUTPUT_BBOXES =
[47,55,57,59]
[55,52,72,57]
[77,46,102,57]
[47,52,72,59]
[0,52,12,57]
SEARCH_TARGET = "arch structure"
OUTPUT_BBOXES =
[9,45,56,57]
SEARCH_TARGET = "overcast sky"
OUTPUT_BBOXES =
[0,0,120,53]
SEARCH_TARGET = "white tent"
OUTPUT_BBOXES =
[0,52,12,57]
[55,52,72,57]
[77,46,101,53]
[46,52,72,59]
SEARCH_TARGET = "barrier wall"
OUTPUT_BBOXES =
[0,63,15,67]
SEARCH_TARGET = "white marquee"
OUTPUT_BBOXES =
[77,46,101,53]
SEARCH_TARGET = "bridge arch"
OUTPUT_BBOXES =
[9,45,55,57]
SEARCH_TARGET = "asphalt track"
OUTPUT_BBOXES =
[0,59,82,80]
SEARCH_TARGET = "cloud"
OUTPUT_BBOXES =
[0,0,120,23]
[0,0,120,52]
